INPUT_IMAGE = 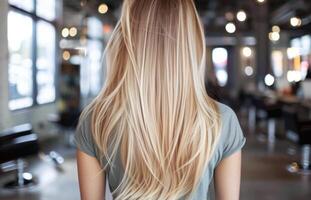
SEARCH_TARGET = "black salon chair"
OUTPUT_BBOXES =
[244,92,257,133]
[253,95,282,143]
[264,101,282,143]
[48,111,80,147]
[58,111,80,146]
[0,124,39,188]
[283,106,311,174]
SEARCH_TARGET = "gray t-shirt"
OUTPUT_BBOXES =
[74,102,246,199]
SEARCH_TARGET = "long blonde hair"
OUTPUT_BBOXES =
[80,0,221,199]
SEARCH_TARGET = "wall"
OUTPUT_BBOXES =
[0,0,57,138]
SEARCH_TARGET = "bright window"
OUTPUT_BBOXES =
[8,11,34,110]
[8,0,57,110]
[36,20,56,104]
[80,17,105,99]
[36,0,56,21]
[212,47,229,87]
[87,17,104,39]
[88,40,103,95]
[271,51,284,77]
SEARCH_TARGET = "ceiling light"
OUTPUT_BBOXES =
[290,17,302,27]
[269,32,280,42]
[98,3,108,14]
[62,51,70,61]
[237,10,247,22]
[257,0,265,3]
[272,25,280,32]
[225,22,236,34]
[264,74,275,86]
[69,27,77,37]
[242,47,252,57]
[245,66,254,76]
[61,28,69,38]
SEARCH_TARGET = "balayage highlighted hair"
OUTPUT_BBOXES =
[80,0,221,199]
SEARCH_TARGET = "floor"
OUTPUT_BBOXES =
[241,136,311,200]
[0,141,81,200]
[0,117,310,200]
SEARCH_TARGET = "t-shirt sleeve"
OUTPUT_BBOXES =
[74,115,97,158]
[221,108,246,159]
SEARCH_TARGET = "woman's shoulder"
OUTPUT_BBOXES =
[215,102,242,129]
[216,101,236,119]
[214,101,246,160]
[74,109,97,158]
[78,107,93,127]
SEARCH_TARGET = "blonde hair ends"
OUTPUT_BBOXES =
[79,0,221,199]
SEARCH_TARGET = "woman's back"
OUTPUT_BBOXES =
[75,102,245,199]
[75,0,245,199]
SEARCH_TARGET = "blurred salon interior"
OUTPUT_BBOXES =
[0,0,311,199]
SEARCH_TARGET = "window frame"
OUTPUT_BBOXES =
[8,0,58,111]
